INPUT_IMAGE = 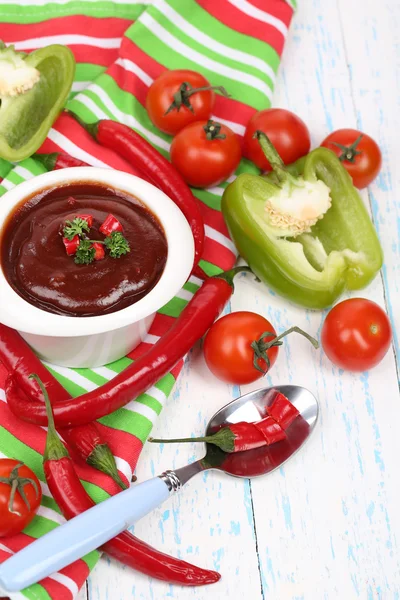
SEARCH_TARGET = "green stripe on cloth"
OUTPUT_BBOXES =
[130,15,270,109]
[0,2,148,23]
[21,583,52,600]
[167,0,281,72]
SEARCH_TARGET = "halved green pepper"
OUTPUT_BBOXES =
[0,42,75,162]
[222,132,383,309]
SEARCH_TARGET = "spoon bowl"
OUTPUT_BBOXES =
[174,385,318,484]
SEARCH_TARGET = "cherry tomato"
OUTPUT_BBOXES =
[321,298,392,372]
[0,459,42,537]
[203,311,279,384]
[320,129,382,189]
[243,108,311,171]
[146,70,220,136]
[170,120,242,188]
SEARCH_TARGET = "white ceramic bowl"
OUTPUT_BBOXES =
[0,167,194,368]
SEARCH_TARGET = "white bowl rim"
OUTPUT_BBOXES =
[0,167,195,337]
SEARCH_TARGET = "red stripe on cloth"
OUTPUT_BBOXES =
[40,578,74,600]
[150,314,177,337]
[108,62,149,107]
[171,360,184,380]
[199,202,231,238]
[202,237,236,271]
[195,0,286,55]
[213,95,257,129]
[95,424,143,471]
[1,16,132,40]
[249,0,293,24]
[120,37,164,80]
[39,114,147,179]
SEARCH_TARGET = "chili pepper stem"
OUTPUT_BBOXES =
[87,444,128,490]
[215,265,253,288]
[149,427,235,453]
[29,374,69,461]
[33,152,58,170]
[67,110,98,138]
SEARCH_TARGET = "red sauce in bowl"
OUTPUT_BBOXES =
[1,183,168,317]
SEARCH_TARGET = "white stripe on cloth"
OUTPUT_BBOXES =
[37,505,66,526]
[145,386,167,406]
[47,128,111,168]
[72,81,91,92]
[176,289,194,302]
[114,456,132,482]
[188,275,204,287]
[205,225,237,254]
[211,115,246,136]
[124,400,157,424]
[0,166,36,191]
[227,0,288,37]
[78,84,171,151]
[143,333,160,345]
[115,57,153,86]
[42,363,98,392]
[139,12,273,101]
[154,0,276,86]
[12,35,122,50]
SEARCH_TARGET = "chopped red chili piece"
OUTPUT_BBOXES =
[99,214,123,236]
[92,242,105,261]
[254,416,287,444]
[77,213,93,228]
[267,392,300,430]
[62,235,80,255]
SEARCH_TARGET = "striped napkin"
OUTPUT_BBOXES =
[0,1,295,598]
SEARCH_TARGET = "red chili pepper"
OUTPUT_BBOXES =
[267,392,300,430]
[36,376,220,586]
[0,324,126,489]
[69,113,205,273]
[77,213,93,228]
[99,213,123,236]
[34,152,89,170]
[150,416,286,453]
[5,267,252,427]
[91,242,105,260]
[62,235,80,255]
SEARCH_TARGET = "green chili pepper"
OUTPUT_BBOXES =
[0,42,75,162]
[222,132,383,309]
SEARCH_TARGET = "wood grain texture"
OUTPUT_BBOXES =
[83,1,400,598]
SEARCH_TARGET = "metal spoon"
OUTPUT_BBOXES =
[0,385,318,594]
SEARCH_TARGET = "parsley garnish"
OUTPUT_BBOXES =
[104,232,131,258]
[63,217,90,241]
[74,239,96,265]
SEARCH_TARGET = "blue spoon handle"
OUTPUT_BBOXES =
[0,476,170,594]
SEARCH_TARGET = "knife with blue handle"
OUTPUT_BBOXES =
[0,474,179,594]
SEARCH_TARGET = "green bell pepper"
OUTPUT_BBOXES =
[0,42,75,162]
[222,132,383,309]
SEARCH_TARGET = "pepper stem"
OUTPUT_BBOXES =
[33,152,58,171]
[67,110,99,139]
[29,374,69,461]
[214,265,254,288]
[87,444,128,490]
[149,427,235,453]
[0,462,40,516]
[331,134,363,163]
[165,82,230,115]
[251,326,319,374]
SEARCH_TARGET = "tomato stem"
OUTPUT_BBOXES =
[251,326,319,374]
[331,134,363,163]
[164,82,230,115]
[203,120,226,141]
[0,461,39,515]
